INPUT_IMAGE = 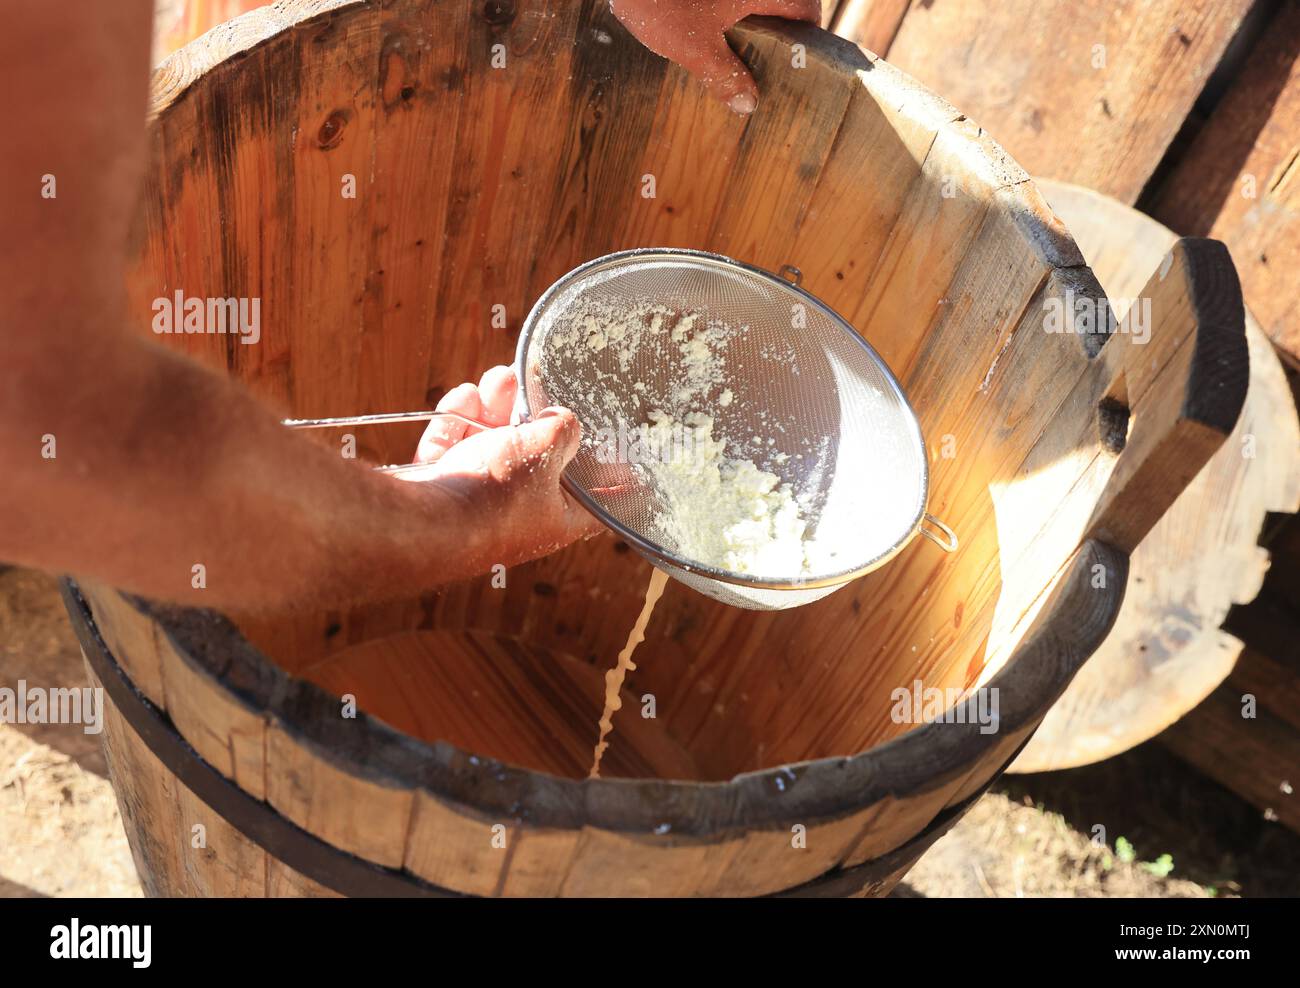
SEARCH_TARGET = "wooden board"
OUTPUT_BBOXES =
[1159,646,1300,833]
[1010,179,1300,773]
[834,0,1257,205]
[1146,0,1300,367]
[830,0,912,56]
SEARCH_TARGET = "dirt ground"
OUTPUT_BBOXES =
[2,565,1296,898]
[0,569,141,897]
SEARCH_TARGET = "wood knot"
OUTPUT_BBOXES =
[379,41,414,108]
[316,110,350,149]
[1097,396,1131,455]
[481,0,516,26]
[309,19,337,45]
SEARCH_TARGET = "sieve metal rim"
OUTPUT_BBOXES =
[513,247,932,592]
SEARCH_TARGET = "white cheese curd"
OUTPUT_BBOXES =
[542,295,818,576]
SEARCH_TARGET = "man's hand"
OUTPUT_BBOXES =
[610,0,821,113]
[400,367,602,570]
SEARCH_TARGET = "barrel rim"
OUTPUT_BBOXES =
[69,539,1126,843]
[68,575,1030,895]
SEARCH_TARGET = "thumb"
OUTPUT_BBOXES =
[512,406,584,473]
[518,407,605,540]
[686,37,760,114]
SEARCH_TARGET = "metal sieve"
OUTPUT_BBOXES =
[286,248,955,610]
[513,248,956,611]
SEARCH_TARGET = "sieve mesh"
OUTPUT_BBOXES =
[515,249,929,609]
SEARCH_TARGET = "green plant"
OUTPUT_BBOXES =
[1141,853,1175,878]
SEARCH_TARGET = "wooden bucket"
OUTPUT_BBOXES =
[65,0,1249,896]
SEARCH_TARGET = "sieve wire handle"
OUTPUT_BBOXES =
[283,410,494,477]
[283,410,491,430]
[919,514,958,553]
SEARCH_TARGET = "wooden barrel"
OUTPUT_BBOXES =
[65,0,1248,896]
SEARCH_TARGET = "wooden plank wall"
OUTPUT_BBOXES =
[833,0,1256,203]
[832,0,1300,831]
[831,0,1299,368]
[1145,0,1300,367]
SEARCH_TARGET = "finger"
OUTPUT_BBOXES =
[533,407,606,540]
[527,408,607,542]
[739,0,822,25]
[415,383,483,463]
[513,405,583,469]
[476,365,518,427]
[685,37,759,114]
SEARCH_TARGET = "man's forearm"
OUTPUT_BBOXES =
[0,331,486,611]
[1,0,594,612]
